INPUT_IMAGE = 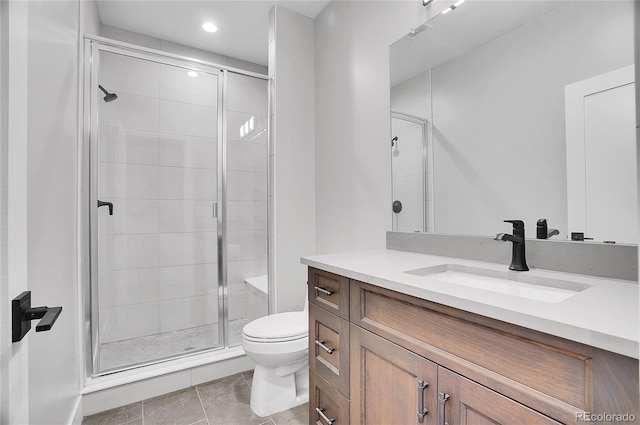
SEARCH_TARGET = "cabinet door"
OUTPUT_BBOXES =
[350,325,437,425]
[438,367,562,425]
[310,368,350,425]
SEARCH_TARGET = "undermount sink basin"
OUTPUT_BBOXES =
[403,264,591,303]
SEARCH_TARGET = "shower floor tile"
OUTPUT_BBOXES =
[99,319,250,372]
[82,371,308,425]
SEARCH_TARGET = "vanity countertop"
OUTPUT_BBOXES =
[301,249,639,359]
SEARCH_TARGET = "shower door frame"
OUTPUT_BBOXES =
[82,36,271,379]
[390,111,433,232]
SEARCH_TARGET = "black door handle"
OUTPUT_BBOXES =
[12,291,63,342]
[97,200,113,215]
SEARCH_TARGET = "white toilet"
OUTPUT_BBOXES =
[241,280,309,417]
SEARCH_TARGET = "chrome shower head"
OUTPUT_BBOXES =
[98,85,118,103]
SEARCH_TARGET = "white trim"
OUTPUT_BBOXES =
[565,65,635,236]
[82,346,246,394]
[67,395,83,425]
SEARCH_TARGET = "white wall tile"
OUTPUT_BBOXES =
[159,295,218,332]
[227,201,267,232]
[392,146,423,179]
[392,173,423,202]
[227,141,267,172]
[99,92,159,132]
[158,200,217,233]
[159,64,218,107]
[99,163,158,199]
[100,302,160,343]
[158,100,217,138]
[228,231,267,262]
[158,166,216,200]
[100,51,160,98]
[99,268,160,308]
[227,171,267,201]
[98,234,158,272]
[228,289,247,321]
[396,200,424,231]
[158,134,217,169]
[227,257,267,287]
[99,126,158,165]
[228,79,268,116]
[98,199,159,235]
[158,232,218,267]
[157,263,217,300]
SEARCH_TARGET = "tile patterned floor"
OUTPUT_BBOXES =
[82,370,308,425]
[99,319,250,372]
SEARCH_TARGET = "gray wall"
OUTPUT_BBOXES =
[431,1,634,238]
[314,1,445,254]
[269,6,316,312]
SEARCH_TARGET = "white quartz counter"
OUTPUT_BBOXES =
[301,249,639,359]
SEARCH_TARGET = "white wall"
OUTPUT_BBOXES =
[83,0,100,36]
[314,1,443,254]
[430,1,633,238]
[269,6,316,312]
[26,1,81,423]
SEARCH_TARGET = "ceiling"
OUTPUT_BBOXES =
[96,0,331,66]
[390,1,568,86]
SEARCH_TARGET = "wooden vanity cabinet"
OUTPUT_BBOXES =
[307,267,639,425]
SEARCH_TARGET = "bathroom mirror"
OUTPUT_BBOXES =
[389,0,637,244]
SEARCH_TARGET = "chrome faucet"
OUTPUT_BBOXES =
[495,220,529,271]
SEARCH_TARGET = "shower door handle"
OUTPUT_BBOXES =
[97,200,113,215]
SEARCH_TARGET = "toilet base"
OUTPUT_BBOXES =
[249,361,309,417]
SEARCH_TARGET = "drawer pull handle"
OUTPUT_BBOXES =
[316,407,335,425]
[417,379,429,423]
[315,339,335,354]
[438,392,450,425]
[314,286,334,296]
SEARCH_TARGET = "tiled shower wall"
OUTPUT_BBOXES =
[97,52,267,345]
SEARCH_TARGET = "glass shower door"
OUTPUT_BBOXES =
[93,49,222,372]
[391,113,428,233]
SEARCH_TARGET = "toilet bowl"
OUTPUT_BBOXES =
[242,310,309,416]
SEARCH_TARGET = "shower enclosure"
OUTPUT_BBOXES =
[84,38,269,375]
[391,112,432,232]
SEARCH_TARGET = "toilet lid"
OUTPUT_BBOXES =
[242,312,308,341]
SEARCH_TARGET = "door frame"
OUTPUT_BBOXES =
[0,1,31,423]
[565,64,635,239]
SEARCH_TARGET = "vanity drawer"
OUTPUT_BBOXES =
[350,280,594,413]
[309,303,350,397]
[310,368,349,425]
[308,267,349,319]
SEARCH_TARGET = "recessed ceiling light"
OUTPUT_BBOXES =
[187,71,198,78]
[202,22,218,33]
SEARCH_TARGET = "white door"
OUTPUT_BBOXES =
[565,65,637,244]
